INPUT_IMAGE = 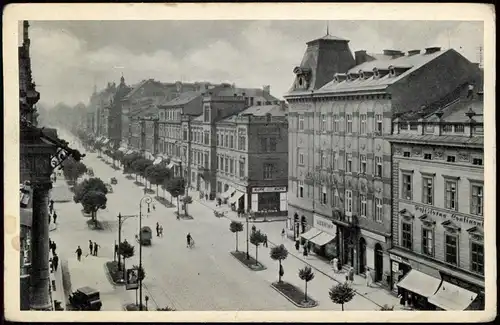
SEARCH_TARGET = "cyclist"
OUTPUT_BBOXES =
[186,233,192,248]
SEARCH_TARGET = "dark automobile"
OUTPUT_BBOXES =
[68,286,102,311]
[110,177,118,185]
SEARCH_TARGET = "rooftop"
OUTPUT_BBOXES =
[307,34,348,44]
[222,104,287,122]
[386,133,484,147]
[159,90,203,107]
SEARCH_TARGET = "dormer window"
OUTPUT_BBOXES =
[389,66,396,77]
[347,73,359,81]
[388,65,411,77]
[334,73,347,83]
[293,66,311,90]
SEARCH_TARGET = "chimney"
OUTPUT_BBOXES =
[354,50,367,65]
[383,49,405,58]
[408,49,421,56]
[425,47,441,54]
[263,85,270,94]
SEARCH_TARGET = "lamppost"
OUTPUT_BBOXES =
[138,195,152,310]
[116,213,138,278]
[246,210,252,260]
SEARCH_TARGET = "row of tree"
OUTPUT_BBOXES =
[73,177,108,226]
[61,157,87,185]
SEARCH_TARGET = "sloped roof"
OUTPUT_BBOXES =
[221,104,287,122]
[387,133,484,147]
[307,34,348,44]
[123,79,149,99]
[212,87,280,103]
[316,49,451,94]
[160,91,202,106]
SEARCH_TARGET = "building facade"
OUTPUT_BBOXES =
[284,33,482,286]
[108,75,132,147]
[387,91,484,310]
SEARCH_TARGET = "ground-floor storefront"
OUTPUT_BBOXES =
[389,247,484,310]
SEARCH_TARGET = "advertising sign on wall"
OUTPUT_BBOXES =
[126,268,139,290]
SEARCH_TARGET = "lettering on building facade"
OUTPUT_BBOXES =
[414,204,483,227]
[252,186,287,193]
[313,215,336,235]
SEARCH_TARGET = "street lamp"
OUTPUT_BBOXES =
[246,210,253,260]
[116,213,138,277]
[138,195,152,311]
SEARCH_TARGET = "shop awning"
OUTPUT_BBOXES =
[310,231,335,246]
[428,281,478,310]
[144,151,155,161]
[166,161,175,169]
[221,187,235,199]
[396,270,441,298]
[153,157,163,165]
[125,149,135,155]
[300,228,322,241]
[101,138,110,145]
[228,191,244,204]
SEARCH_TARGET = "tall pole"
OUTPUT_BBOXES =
[139,196,152,311]
[246,213,249,260]
[117,213,122,270]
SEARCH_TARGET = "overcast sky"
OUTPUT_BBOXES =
[27,20,483,108]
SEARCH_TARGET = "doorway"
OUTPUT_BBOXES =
[359,237,366,274]
[374,243,384,282]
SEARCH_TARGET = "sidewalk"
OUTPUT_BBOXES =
[190,190,402,310]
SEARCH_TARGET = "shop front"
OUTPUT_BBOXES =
[305,214,337,260]
[428,271,484,311]
[249,186,287,217]
[331,209,359,270]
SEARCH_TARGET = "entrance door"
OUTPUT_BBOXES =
[374,243,383,282]
[359,237,366,274]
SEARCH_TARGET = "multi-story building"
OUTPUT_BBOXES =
[108,75,132,148]
[142,114,159,160]
[387,90,484,310]
[214,102,289,216]
[284,33,482,286]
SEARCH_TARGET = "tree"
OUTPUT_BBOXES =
[62,157,87,184]
[119,240,135,279]
[166,177,186,216]
[298,266,315,302]
[229,221,244,252]
[132,264,146,282]
[73,178,108,205]
[249,230,266,266]
[329,282,355,311]
[270,244,289,283]
[122,153,141,175]
[81,190,107,226]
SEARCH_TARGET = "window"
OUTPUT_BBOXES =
[471,184,483,216]
[424,153,432,160]
[320,151,327,169]
[360,195,367,217]
[204,106,210,122]
[333,115,339,132]
[322,186,327,205]
[360,114,367,134]
[261,138,268,152]
[321,114,327,132]
[445,234,458,265]
[345,190,352,214]
[219,156,223,171]
[346,114,353,133]
[229,135,234,149]
[422,228,434,256]
[402,173,412,200]
[269,137,277,152]
[239,158,245,178]
[403,151,411,157]
[298,115,304,130]
[471,242,484,275]
[376,114,383,134]
[204,132,210,145]
[205,153,209,169]
[346,154,352,173]
[447,155,455,162]
[298,181,304,198]
[224,135,228,147]
[238,135,246,151]
[216,155,219,170]
[410,123,418,131]
[360,155,367,174]
[333,189,340,208]
[230,159,234,174]
[216,133,220,146]
[454,124,465,133]
[442,124,453,132]
[401,222,412,250]
[422,176,434,205]
[375,156,382,177]
[299,152,304,165]
[445,180,458,210]
[263,163,274,179]
[374,198,383,222]
[224,158,228,172]
[473,158,483,166]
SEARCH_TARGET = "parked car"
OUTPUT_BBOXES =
[135,226,152,246]
[110,177,117,185]
[68,286,102,311]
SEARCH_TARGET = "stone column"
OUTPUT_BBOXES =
[29,181,52,310]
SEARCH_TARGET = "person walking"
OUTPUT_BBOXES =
[332,257,339,273]
[295,240,300,251]
[52,253,59,272]
[281,228,285,239]
[159,225,164,237]
[93,242,100,256]
[50,241,57,255]
[49,200,54,213]
[114,243,119,260]
[53,212,58,224]
[366,268,372,287]
[75,246,82,261]
[186,233,192,248]
[263,234,268,248]
[252,225,256,233]
[156,222,160,237]
[348,266,355,285]
[303,245,308,259]
[152,203,156,211]
[88,240,93,255]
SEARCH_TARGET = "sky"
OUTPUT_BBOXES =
[26,20,484,108]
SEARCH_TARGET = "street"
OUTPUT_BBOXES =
[51,130,399,311]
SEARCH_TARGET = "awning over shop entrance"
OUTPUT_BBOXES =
[125,149,135,155]
[153,157,163,165]
[221,187,235,199]
[300,228,322,241]
[396,270,442,298]
[228,191,244,204]
[144,151,155,161]
[310,231,335,246]
[166,161,175,169]
[101,138,110,146]
[428,281,478,310]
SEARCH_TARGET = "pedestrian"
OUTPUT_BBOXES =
[332,257,339,273]
[152,203,156,211]
[75,246,82,261]
[252,225,256,233]
[49,200,54,213]
[186,233,192,248]
[295,240,300,251]
[263,234,268,247]
[348,266,355,284]
[159,225,163,237]
[88,240,93,255]
[156,222,160,237]
[366,268,372,287]
[52,254,59,272]
[281,228,285,239]
[53,212,57,224]
[50,241,57,255]
[93,242,99,256]
[114,243,119,259]
[303,245,308,259]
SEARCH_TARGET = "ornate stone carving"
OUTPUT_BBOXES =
[433,148,444,159]
[412,147,422,156]
[376,144,381,151]
[394,147,403,156]
[458,151,470,162]
[361,143,366,150]
[360,181,367,193]
[347,142,351,148]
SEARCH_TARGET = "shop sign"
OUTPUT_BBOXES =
[439,271,484,294]
[313,215,336,235]
[252,186,287,193]
[414,204,484,228]
[390,253,410,265]
[392,261,399,273]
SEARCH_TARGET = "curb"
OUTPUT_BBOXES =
[269,282,318,309]
[229,251,267,272]
[104,261,124,286]
[265,238,386,309]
